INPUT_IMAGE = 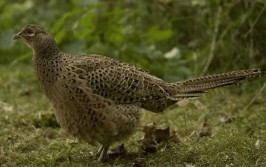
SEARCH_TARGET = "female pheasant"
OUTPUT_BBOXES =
[13,24,264,162]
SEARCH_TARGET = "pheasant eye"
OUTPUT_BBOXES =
[24,28,35,37]
[25,28,34,34]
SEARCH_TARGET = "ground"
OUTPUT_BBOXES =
[0,64,266,167]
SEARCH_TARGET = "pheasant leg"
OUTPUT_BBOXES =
[97,145,109,162]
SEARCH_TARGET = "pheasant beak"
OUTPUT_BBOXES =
[13,32,22,40]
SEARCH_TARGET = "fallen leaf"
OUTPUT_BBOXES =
[141,122,180,153]
[154,126,170,143]
[255,140,260,150]
[185,163,196,167]
[132,158,146,167]
[219,115,233,124]
[143,122,156,141]
[109,144,127,157]
[198,122,212,137]
[193,100,204,110]
[0,101,14,112]
[177,99,189,107]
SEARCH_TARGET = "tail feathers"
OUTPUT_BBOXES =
[175,68,264,96]
[180,78,242,93]
[168,92,204,100]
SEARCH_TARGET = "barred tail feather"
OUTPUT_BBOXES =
[173,68,264,98]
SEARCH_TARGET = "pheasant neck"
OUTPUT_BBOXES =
[33,39,61,59]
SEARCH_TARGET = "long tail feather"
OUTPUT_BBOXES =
[173,68,264,98]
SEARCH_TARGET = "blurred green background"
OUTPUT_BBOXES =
[1,0,266,80]
[1,1,266,166]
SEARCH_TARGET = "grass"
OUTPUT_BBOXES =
[0,63,266,167]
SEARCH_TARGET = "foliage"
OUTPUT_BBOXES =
[0,0,266,80]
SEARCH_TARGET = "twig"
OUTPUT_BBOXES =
[246,4,266,59]
[242,82,266,112]
[183,113,188,135]
[245,4,266,37]
[201,7,222,76]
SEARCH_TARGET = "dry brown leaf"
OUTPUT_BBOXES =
[132,158,146,167]
[198,122,212,137]
[141,122,180,153]
[219,115,233,124]
[193,100,204,110]
[109,144,127,158]
[0,101,14,112]
[176,99,189,107]
[143,122,156,141]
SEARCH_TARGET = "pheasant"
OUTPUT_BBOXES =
[13,24,264,162]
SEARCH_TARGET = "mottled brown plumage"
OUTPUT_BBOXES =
[13,24,264,161]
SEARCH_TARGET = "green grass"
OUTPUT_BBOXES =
[0,64,266,167]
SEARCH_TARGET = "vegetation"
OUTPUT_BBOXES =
[0,0,266,166]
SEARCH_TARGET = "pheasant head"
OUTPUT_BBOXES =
[13,24,59,56]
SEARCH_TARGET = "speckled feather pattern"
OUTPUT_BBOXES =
[33,52,263,146]
[33,53,143,145]
[14,24,264,154]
